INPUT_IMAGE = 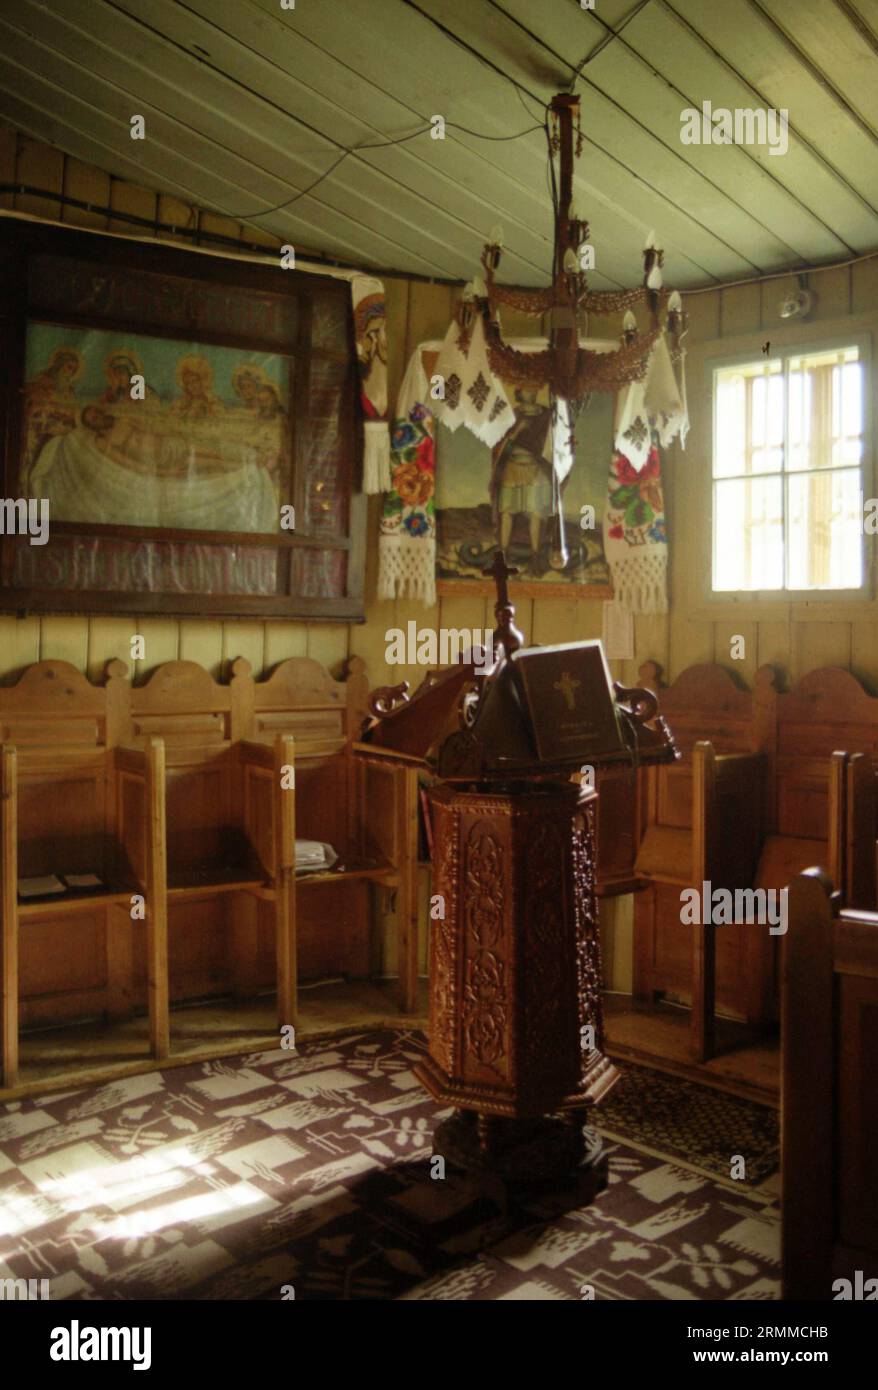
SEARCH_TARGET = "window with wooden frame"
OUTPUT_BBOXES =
[0,219,365,621]
[711,341,868,593]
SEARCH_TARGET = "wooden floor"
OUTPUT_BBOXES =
[603,994,780,1105]
[3,978,429,1103]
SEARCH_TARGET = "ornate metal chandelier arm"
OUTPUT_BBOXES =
[486,282,554,317]
[582,286,668,315]
[575,327,662,394]
[485,338,554,387]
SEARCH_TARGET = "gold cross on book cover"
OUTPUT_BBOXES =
[511,640,627,762]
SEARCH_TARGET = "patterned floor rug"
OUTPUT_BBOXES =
[0,1029,780,1300]
[597,1061,779,1186]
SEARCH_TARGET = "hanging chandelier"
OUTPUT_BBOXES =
[461,92,686,508]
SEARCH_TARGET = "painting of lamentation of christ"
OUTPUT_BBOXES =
[435,377,613,588]
[21,324,291,534]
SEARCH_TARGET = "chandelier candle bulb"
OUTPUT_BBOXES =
[668,290,682,313]
[644,229,656,249]
[489,225,504,247]
[647,263,663,290]
[472,276,488,299]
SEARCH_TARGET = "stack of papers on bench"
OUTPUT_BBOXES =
[294,840,338,874]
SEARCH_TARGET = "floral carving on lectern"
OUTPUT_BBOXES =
[462,820,508,1073]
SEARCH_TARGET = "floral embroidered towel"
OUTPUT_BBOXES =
[378,346,436,604]
[603,445,668,615]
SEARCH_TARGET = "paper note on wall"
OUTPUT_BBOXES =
[602,600,634,661]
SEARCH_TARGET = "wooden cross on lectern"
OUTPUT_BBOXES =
[489,549,525,658]
[488,549,518,609]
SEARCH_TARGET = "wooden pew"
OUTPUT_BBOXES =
[633,662,776,1055]
[783,870,878,1300]
[767,668,878,914]
[0,661,158,1086]
[129,659,297,1036]
[246,655,401,1012]
[635,661,878,1062]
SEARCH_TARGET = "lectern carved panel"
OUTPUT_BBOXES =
[462,818,509,1080]
[522,816,569,1098]
[430,800,459,1076]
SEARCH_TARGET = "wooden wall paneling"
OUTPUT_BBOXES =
[391,598,440,699]
[0,617,40,681]
[177,619,224,675]
[681,287,720,344]
[145,736,169,1060]
[792,621,852,681]
[715,620,758,686]
[107,176,157,237]
[86,618,134,685]
[305,622,349,676]
[757,617,792,683]
[719,281,762,337]
[38,617,89,672]
[0,125,16,209]
[405,281,453,358]
[0,745,17,1087]
[668,618,715,681]
[851,622,878,690]
[156,194,195,246]
[13,134,64,220]
[222,621,264,679]
[62,156,110,230]
[574,598,604,643]
[263,622,308,669]
[531,596,578,647]
[384,276,410,409]
[629,612,669,690]
[349,596,395,694]
[811,267,852,321]
[197,209,243,247]
[132,618,180,679]
[852,257,878,316]
[0,126,14,211]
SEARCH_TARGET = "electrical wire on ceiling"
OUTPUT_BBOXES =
[207,115,548,223]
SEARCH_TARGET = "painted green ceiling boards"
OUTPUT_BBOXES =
[0,0,875,287]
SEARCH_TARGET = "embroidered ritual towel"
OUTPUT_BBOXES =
[352,275,392,493]
[378,345,437,605]
[602,443,668,615]
[432,314,512,448]
[613,333,688,469]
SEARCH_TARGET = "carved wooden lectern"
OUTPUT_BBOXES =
[360,553,676,1189]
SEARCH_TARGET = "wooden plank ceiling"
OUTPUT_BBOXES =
[0,0,876,289]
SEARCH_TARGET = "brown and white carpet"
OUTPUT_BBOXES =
[0,1028,780,1300]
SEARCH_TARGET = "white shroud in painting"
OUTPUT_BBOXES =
[31,421,278,534]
